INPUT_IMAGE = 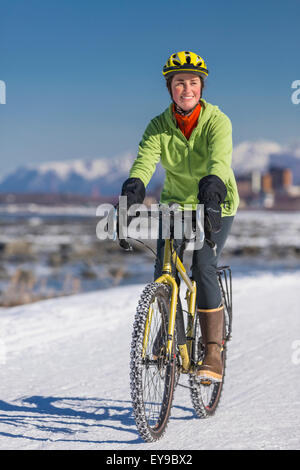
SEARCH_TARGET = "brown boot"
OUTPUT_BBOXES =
[196,305,224,382]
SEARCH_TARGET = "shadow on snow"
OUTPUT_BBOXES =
[0,396,196,445]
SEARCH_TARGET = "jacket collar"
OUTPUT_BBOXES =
[165,99,212,131]
[162,100,215,145]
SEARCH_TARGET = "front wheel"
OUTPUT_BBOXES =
[130,282,176,442]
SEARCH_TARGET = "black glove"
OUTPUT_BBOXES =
[117,177,145,249]
[197,175,227,234]
[202,199,223,233]
[121,177,146,207]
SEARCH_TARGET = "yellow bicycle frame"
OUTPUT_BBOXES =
[152,239,197,372]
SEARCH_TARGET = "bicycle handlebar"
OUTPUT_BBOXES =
[112,203,217,256]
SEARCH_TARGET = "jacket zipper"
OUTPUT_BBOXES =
[172,107,203,179]
[173,125,193,178]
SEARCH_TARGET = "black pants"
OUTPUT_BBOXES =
[154,216,234,310]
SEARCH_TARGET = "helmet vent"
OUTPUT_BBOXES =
[162,51,209,79]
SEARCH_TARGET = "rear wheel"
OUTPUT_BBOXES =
[130,282,176,442]
[188,308,227,418]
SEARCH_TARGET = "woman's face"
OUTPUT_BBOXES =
[171,73,201,111]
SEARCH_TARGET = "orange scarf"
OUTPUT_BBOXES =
[173,103,201,140]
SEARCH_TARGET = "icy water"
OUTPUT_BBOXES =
[0,204,299,306]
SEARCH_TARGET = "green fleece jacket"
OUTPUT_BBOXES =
[129,99,239,217]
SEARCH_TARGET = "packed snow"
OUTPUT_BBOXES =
[0,271,299,450]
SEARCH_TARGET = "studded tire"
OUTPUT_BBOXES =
[130,282,176,442]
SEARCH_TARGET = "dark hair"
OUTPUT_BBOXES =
[166,74,205,99]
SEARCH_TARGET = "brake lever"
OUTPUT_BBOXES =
[111,206,133,251]
[119,238,133,251]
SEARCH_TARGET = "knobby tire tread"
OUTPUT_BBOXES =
[130,282,176,442]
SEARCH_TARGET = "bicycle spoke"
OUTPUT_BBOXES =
[188,312,226,417]
[130,283,176,440]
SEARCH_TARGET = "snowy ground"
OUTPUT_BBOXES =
[0,271,299,450]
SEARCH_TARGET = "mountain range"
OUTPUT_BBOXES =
[0,152,165,197]
[0,141,300,196]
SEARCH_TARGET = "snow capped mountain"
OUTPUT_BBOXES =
[232,140,282,174]
[0,152,165,196]
[232,140,300,183]
[36,153,135,181]
[0,140,299,196]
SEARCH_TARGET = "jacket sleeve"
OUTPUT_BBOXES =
[129,119,161,188]
[206,112,233,184]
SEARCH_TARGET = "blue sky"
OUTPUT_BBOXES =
[0,0,299,176]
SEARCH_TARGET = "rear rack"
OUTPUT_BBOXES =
[217,266,233,341]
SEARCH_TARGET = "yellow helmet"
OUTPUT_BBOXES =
[162,51,209,79]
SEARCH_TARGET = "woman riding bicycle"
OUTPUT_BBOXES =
[118,50,239,382]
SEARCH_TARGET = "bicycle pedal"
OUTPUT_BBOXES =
[200,379,212,386]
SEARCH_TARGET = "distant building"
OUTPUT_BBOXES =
[268,167,293,192]
[236,166,299,210]
[262,172,273,193]
[251,170,261,194]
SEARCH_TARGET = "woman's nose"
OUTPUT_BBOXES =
[184,83,191,92]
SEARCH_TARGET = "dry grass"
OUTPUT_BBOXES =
[0,268,82,307]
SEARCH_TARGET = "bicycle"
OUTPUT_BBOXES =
[113,205,233,442]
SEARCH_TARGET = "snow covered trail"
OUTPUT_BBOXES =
[0,271,300,450]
